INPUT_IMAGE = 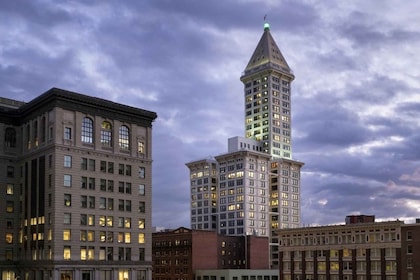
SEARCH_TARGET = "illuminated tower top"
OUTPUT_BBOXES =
[240,23,295,159]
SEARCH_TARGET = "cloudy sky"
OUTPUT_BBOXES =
[2,1,420,228]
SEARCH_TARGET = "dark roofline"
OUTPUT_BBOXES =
[2,87,157,127]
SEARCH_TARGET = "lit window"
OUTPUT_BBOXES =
[6,233,13,244]
[138,141,144,154]
[118,125,130,150]
[64,246,71,260]
[81,117,93,143]
[138,233,145,244]
[63,229,71,241]
[101,121,112,147]
[138,219,145,229]
[6,184,13,195]
[125,218,131,228]
[64,194,71,207]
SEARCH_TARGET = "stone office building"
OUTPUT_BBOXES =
[276,215,420,280]
[0,88,157,280]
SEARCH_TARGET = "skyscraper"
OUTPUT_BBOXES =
[186,22,304,268]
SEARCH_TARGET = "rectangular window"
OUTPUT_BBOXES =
[64,194,71,206]
[138,219,145,229]
[64,127,72,140]
[139,201,145,213]
[125,200,131,212]
[88,178,95,190]
[100,179,106,191]
[63,229,71,241]
[119,164,124,175]
[89,196,95,208]
[139,184,145,195]
[81,196,87,208]
[99,197,106,210]
[100,161,106,172]
[125,183,131,194]
[88,159,95,171]
[63,246,71,260]
[138,233,145,244]
[139,167,145,178]
[81,176,87,189]
[7,166,14,178]
[6,184,14,195]
[81,158,88,170]
[64,213,71,224]
[108,180,114,192]
[126,165,132,176]
[64,174,72,187]
[119,181,125,193]
[108,198,114,210]
[108,162,114,174]
[64,155,72,168]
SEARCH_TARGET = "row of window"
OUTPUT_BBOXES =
[64,156,146,178]
[64,195,134,212]
[62,246,145,261]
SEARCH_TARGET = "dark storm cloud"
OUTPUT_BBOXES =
[1,0,420,228]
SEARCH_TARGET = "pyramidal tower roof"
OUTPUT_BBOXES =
[244,23,293,76]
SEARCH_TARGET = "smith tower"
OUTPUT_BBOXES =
[240,22,295,159]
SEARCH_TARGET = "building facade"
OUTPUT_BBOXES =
[186,23,304,268]
[152,227,269,280]
[0,88,157,280]
[276,216,420,280]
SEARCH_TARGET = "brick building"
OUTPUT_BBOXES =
[152,227,269,280]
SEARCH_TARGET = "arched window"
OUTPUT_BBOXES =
[101,121,112,147]
[119,125,130,150]
[81,117,94,143]
[4,128,16,148]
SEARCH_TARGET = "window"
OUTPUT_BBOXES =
[64,155,72,168]
[81,177,87,189]
[139,201,145,213]
[99,197,106,209]
[81,196,87,208]
[63,229,71,241]
[139,167,145,178]
[101,121,112,147]
[64,194,72,206]
[64,127,72,140]
[81,117,93,143]
[125,200,131,212]
[138,219,145,229]
[100,161,106,172]
[64,174,72,187]
[64,213,71,224]
[108,198,114,210]
[138,233,145,244]
[6,233,13,244]
[6,184,13,195]
[87,159,95,171]
[88,178,95,190]
[118,125,130,150]
[138,140,144,154]
[4,127,17,148]
[89,196,95,208]
[81,158,87,170]
[7,166,14,178]
[63,246,71,260]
